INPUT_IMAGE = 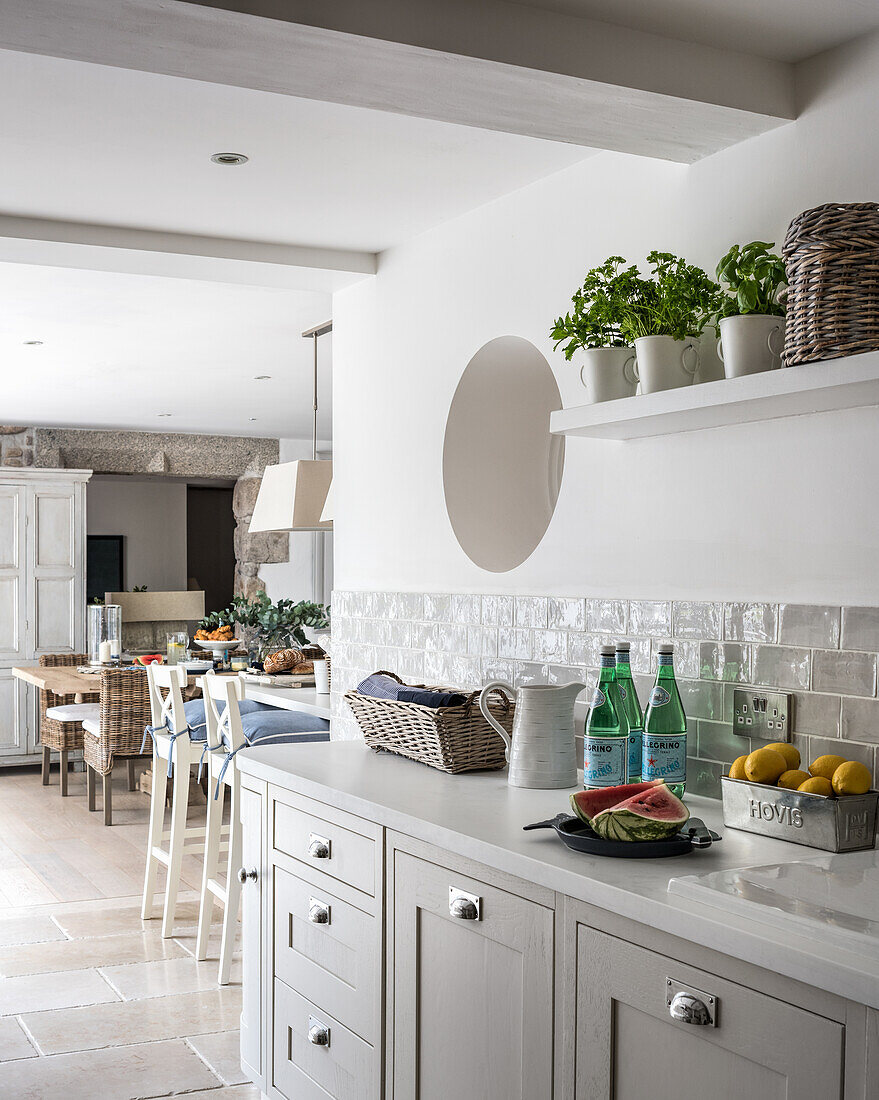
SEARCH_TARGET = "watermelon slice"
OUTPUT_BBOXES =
[134,654,163,666]
[570,780,664,825]
[591,785,689,842]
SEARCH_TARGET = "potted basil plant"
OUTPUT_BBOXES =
[551,257,641,403]
[617,251,723,394]
[715,241,787,377]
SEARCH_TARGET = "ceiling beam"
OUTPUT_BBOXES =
[0,0,795,163]
[0,215,376,291]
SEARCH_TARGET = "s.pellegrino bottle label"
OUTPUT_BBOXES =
[615,647,643,783]
[583,734,627,788]
[641,733,687,785]
[584,649,629,789]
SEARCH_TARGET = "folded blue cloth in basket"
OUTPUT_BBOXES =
[357,673,465,708]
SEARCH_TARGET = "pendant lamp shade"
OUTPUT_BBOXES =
[319,477,334,523]
[249,459,332,533]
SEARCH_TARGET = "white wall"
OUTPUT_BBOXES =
[260,437,334,606]
[88,475,188,591]
[333,31,879,605]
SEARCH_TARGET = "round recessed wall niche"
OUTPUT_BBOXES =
[442,336,565,573]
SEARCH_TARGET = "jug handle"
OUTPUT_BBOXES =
[479,680,514,762]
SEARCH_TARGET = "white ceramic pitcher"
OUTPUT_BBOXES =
[478,680,584,789]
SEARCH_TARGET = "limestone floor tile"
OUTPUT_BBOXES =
[0,968,117,1016]
[53,897,201,939]
[0,1017,37,1061]
[182,1087,260,1099]
[0,930,189,978]
[0,1037,220,1099]
[21,985,242,1055]
[186,1029,249,1086]
[0,914,66,947]
[100,954,239,1001]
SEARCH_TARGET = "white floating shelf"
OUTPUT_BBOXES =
[550,351,879,440]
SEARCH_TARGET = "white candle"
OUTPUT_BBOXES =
[99,640,112,663]
[109,637,121,659]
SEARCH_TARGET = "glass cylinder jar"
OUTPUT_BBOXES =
[88,604,122,664]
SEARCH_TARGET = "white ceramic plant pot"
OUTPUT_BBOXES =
[717,314,785,378]
[578,346,638,403]
[634,335,700,394]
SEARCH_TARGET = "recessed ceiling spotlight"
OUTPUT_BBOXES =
[253,375,271,381]
[23,340,43,345]
[157,413,172,418]
[249,418,258,422]
[211,152,249,166]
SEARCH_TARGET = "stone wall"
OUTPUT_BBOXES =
[232,476,287,598]
[0,427,34,467]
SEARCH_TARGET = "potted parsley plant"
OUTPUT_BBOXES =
[551,256,641,402]
[617,251,723,393]
[715,241,787,377]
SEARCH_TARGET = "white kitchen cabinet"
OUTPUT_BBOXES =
[0,469,90,763]
[391,847,555,1100]
[573,924,843,1100]
[240,779,267,1092]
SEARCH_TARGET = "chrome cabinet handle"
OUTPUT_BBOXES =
[237,867,258,884]
[308,897,331,925]
[308,1015,330,1047]
[307,833,331,859]
[667,979,716,1027]
[449,886,481,920]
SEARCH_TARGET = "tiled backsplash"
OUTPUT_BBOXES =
[329,592,879,798]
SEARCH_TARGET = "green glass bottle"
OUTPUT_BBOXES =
[583,645,629,789]
[642,643,687,797]
[615,642,643,782]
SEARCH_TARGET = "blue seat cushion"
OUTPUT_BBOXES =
[177,698,277,741]
[240,708,330,745]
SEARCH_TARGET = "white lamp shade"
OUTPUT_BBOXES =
[319,478,334,523]
[249,460,333,532]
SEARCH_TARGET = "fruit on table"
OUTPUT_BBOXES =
[778,768,810,790]
[809,754,847,780]
[728,755,748,780]
[590,784,689,842]
[570,780,663,825]
[798,776,833,797]
[832,760,872,796]
[766,742,800,771]
[134,654,163,666]
[744,747,787,784]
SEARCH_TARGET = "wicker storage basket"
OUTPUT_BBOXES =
[782,202,879,366]
[345,671,512,774]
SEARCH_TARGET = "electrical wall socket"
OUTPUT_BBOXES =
[732,688,792,741]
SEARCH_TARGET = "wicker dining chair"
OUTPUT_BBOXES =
[38,652,99,796]
[83,667,152,826]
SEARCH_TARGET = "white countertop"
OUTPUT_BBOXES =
[241,684,331,720]
[237,741,879,1009]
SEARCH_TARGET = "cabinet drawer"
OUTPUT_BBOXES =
[574,925,844,1100]
[274,799,375,897]
[274,866,378,1044]
[273,978,375,1100]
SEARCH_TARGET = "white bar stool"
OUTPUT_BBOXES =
[196,672,247,985]
[142,664,214,938]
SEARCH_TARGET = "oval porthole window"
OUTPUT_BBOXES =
[442,336,565,572]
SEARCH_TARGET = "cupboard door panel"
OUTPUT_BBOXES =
[392,849,554,1100]
[0,488,22,569]
[0,577,22,658]
[33,491,74,568]
[240,784,264,1083]
[0,672,26,755]
[34,577,75,652]
[575,925,843,1100]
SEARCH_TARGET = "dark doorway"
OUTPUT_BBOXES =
[87,535,124,603]
[186,485,235,615]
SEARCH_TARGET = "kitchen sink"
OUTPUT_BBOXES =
[668,849,879,953]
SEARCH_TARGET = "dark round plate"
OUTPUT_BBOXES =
[523,813,718,859]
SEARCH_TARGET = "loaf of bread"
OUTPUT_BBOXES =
[263,648,313,675]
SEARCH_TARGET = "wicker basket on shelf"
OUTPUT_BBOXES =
[781,202,879,366]
[345,671,512,774]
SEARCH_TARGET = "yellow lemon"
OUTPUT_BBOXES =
[798,776,833,797]
[766,742,800,771]
[729,755,748,780]
[778,768,810,790]
[832,760,872,796]
[809,754,848,780]
[745,747,787,785]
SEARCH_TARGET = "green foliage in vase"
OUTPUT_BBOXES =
[550,256,642,357]
[617,251,723,342]
[716,241,787,318]
[199,591,330,649]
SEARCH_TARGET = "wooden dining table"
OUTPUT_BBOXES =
[11,664,239,703]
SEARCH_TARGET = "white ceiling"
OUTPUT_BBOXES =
[0,49,588,253]
[515,0,879,62]
[0,263,334,439]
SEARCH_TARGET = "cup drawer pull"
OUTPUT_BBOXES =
[307,833,331,860]
[449,886,481,920]
[667,978,716,1027]
[308,897,331,924]
[308,1015,330,1047]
